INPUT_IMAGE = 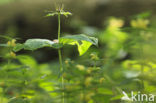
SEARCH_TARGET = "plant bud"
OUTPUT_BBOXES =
[76,64,85,71]
[62,73,66,78]
[90,53,99,61]
[85,77,93,87]
[0,82,4,87]
[87,67,92,74]
[7,41,11,46]
[99,78,105,84]
[53,39,59,43]
[85,92,95,101]
[131,18,149,29]
[7,39,16,47]
[10,52,16,58]
[11,39,16,47]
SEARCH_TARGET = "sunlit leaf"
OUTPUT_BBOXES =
[17,55,37,68]
[98,88,113,95]
[60,11,72,17]
[46,12,58,17]
[60,34,98,56]
[46,11,72,17]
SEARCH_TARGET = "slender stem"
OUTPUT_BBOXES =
[58,49,64,102]
[58,13,61,40]
[57,12,65,103]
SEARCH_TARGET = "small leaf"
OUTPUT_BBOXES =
[60,11,72,17]
[98,88,113,95]
[17,55,37,68]
[46,11,72,17]
[60,34,98,56]
[0,35,12,40]
[13,43,24,52]
[46,12,58,17]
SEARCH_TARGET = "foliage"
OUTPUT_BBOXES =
[0,9,156,103]
[60,34,98,55]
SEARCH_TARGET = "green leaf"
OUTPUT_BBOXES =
[24,39,63,50]
[13,39,63,52]
[24,39,55,50]
[60,34,98,56]
[0,44,7,47]
[110,95,124,101]
[60,11,72,17]
[0,35,12,40]
[46,12,58,17]
[13,43,24,52]
[46,11,72,17]
[97,88,113,95]
[17,55,37,68]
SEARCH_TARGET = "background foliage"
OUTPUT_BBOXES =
[0,0,156,103]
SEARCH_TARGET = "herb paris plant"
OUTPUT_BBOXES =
[12,6,98,103]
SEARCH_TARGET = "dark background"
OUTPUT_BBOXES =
[0,0,156,62]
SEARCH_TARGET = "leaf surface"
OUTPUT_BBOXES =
[13,39,62,52]
[24,39,55,50]
[60,34,98,56]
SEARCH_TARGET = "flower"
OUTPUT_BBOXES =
[131,18,149,29]
[10,51,16,58]
[7,39,16,47]
[76,64,85,71]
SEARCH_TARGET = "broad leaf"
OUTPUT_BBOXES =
[60,34,98,56]
[24,39,55,50]
[13,39,63,52]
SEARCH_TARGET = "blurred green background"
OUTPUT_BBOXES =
[0,0,156,103]
[0,0,156,62]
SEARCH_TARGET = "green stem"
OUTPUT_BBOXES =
[58,12,61,40]
[57,12,64,103]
